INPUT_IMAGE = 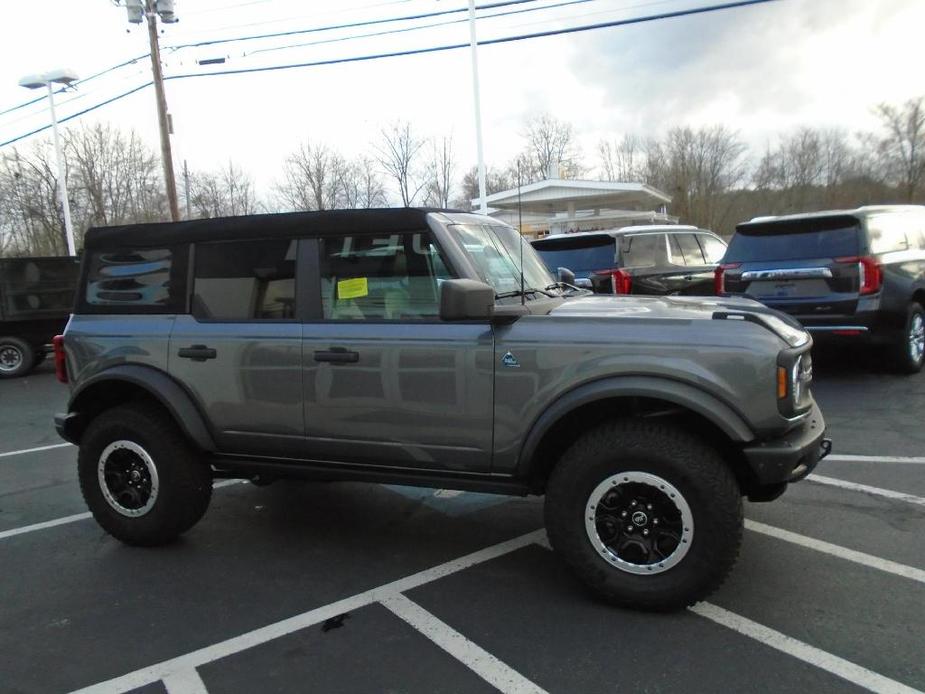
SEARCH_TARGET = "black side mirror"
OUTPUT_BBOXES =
[439,279,495,321]
[557,267,576,285]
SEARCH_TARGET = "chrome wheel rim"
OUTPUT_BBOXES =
[909,313,924,365]
[0,345,23,373]
[97,440,160,517]
[585,471,694,575]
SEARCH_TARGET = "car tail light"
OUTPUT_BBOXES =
[53,335,68,384]
[592,269,632,294]
[836,256,881,295]
[714,263,740,295]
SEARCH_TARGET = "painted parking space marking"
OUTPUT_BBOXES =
[828,454,925,465]
[0,480,244,543]
[745,520,925,585]
[381,592,548,694]
[0,442,72,459]
[69,530,545,694]
[808,474,925,508]
[690,603,923,694]
[162,669,209,694]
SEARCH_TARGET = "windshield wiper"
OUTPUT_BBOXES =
[495,287,556,299]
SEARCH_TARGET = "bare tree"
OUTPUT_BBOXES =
[340,155,387,209]
[376,121,426,207]
[874,97,925,202]
[598,135,647,182]
[457,165,512,209]
[188,161,258,219]
[519,113,584,181]
[423,135,455,208]
[0,145,69,256]
[276,141,348,211]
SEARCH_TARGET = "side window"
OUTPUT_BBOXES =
[676,234,707,265]
[867,214,911,254]
[697,234,727,264]
[620,235,659,269]
[193,239,297,320]
[85,247,181,311]
[319,231,452,320]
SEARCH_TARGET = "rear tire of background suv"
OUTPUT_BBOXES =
[890,302,925,374]
[78,402,213,546]
[544,419,743,612]
[0,336,35,379]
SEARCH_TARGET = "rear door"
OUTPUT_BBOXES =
[627,232,716,296]
[722,217,862,318]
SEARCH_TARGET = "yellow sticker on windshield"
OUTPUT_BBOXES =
[337,277,368,300]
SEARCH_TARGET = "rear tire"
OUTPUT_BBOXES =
[78,402,213,546]
[0,336,35,379]
[545,419,743,611]
[890,302,925,374]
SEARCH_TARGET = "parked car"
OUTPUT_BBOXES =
[0,256,79,378]
[718,205,925,373]
[55,209,829,611]
[531,225,727,296]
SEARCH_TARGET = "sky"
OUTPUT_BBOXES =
[0,0,923,203]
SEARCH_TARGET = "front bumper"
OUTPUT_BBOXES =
[742,402,831,485]
[55,412,82,445]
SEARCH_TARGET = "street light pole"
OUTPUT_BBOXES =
[45,82,75,256]
[467,0,488,214]
[145,0,180,221]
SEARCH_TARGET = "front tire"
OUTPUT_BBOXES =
[0,336,35,378]
[545,420,743,611]
[78,402,213,546]
[890,302,925,374]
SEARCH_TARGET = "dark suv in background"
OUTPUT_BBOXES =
[532,225,726,296]
[718,205,925,373]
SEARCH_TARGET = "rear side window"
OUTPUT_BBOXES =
[83,247,186,313]
[532,236,616,273]
[697,234,727,264]
[193,239,297,321]
[867,214,912,254]
[0,258,79,318]
[726,219,860,262]
[619,234,660,268]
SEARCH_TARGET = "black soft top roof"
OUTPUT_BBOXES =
[83,208,459,250]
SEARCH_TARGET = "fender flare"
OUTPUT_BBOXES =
[67,364,216,451]
[516,375,755,476]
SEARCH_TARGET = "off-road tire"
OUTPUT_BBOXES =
[78,402,213,546]
[890,302,925,374]
[545,419,743,611]
[0,336,35,379]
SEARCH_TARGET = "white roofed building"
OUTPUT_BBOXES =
[471,178,676,238]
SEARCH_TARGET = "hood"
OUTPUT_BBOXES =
[549,294,809,347]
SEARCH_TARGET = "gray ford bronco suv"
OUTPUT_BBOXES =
[55,208,830,611]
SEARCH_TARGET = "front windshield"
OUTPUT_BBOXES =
[452,223,555,297]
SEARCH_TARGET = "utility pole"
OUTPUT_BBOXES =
[183,159,191,219]
[145,0,180,221]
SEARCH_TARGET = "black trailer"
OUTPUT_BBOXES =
[0,256,79,378]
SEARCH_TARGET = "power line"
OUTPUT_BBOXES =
[0,0,779,149]
[166,0,778,80]
[166,0,541,50]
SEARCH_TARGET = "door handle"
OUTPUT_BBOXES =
[177,345,217,361]
[314,347,359,364]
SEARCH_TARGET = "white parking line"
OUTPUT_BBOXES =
[0,480,244,543]
[691,603,922,694]
[0,442,72,459]
[162,669,209,694]
[381,592,548,694]
[828,454,925,465]
[808,474,925,507]
[69,530,544,694]
[745,520,925,585]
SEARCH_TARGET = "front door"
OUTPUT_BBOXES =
[301,231,494,472]
[169,238,303,457]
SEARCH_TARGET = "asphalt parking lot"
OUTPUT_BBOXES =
[1,350,924,694]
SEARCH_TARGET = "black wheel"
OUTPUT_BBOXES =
[544,419,743,612]
[78,402,213,546]
[890,302,925,374]
[0,336,35,379]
